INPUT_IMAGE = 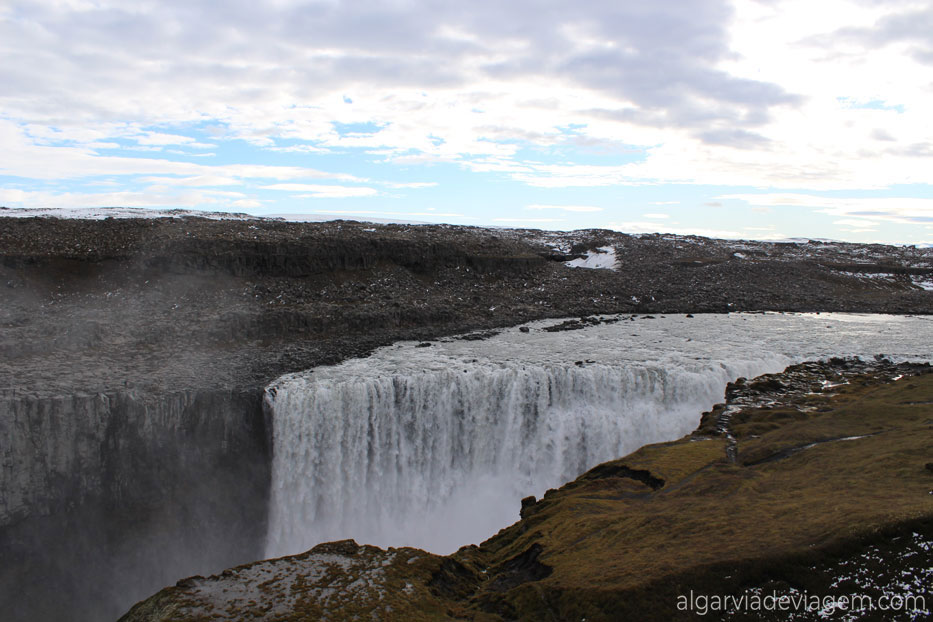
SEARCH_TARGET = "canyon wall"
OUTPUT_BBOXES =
[0,388,269,622]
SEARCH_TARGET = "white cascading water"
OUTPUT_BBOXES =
[265,313,932,557]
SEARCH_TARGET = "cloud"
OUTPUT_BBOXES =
[134,132,200,146]
[382,182,439,189]
[0,120,365,182]
[0,1,797,168]
[833,218,878,228]
[609,220,751,239]
[139,175,241,187]
[695,128,770,148]
[722,193,933,225]
[831,5,933,65]
[0,187,242,209]
[323,210,473,219]
[1,0,932,244]
[525,204,603,212]
[232,199,263,209]
[263,184,379,198]
[492,217,565,223]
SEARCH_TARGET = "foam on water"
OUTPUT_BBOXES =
[265,313,931,557]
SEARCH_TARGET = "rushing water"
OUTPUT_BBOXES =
[264,313,932,557]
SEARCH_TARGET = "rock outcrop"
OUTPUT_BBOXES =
[0,389,269,621]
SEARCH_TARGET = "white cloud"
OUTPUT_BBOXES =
[323,210,472,219]
[0,120,366,183]
[139,175,241,187]
[263,184,379,198]
[232,199,263,209]
[134,132,197,146]
[0,0,806,187]
[382,182,439,189]
[0,187,237,209]
[609,220,790,240]
[525,204,603,212]
[492,217,565,223]
[833,218,878,228]
[1,0,932,243]
[721,193,933,225]
[609,221,749,239]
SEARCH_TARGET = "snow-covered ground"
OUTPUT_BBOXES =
[0,207,259,220]
[260,212,428,225]
[0,206,427,225]
[911,275,933,291]
[564,246,618,270]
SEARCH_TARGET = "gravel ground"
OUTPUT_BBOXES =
[2,215,931,396]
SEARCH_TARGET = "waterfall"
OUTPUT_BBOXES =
[264,313,932,557]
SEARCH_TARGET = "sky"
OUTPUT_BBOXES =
[2,0,933,244]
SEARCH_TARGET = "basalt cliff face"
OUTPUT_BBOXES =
[121,360,933,622]
[1,214,932,621]
[1,389,269,620]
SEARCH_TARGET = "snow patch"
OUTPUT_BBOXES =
[565,246,618,270]
[0,206,430,225]
[911,275,933,291]
[0,206,258,220]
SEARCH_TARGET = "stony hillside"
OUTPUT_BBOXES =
[2,215,931,397]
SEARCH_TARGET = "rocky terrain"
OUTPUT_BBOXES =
[2,213,932,397]
[121,359,933,621]
[1,212,931,621]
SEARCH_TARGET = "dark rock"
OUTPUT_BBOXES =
[174,576,203,589]
[427,558,478,600]
[486,543,552,592]
[581,464,665,490]
[520,495,537,519]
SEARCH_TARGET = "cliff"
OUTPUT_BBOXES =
[0,388,269,621]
